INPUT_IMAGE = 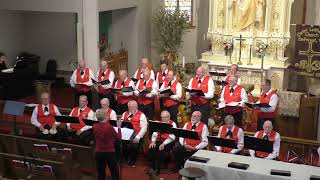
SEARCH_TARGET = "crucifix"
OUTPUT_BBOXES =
[235,35,246,65]
[298,41,320,73]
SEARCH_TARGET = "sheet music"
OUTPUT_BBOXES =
[25,103,38,108]
[113,127,134,141]
[1,68,14,73]
[218,102,226,109]
[226,102,241,106]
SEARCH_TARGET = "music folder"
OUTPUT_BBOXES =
[207,136,238,149]
[209,71,227,77]
[114,127,135,141]
[159,88,174,96]
[310,175,320,180]
[214,80,228,86]
[111,87,134,94]
[109,120,134,129]
[54,115,80,124]
[83,119,99,126]
[188,156,210,163]
[244,136,273,153]
[149,120,173,134]
[171,128,200,140]
[139,87,152,95]
[270,169,291,176]
[186,89,205,96]
[245,102,271,108]
[91,78,110,85]
[131,77,140,83]
[228,162,250,170]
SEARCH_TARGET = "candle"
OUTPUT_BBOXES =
[182,56,186,68]
[203,33,206,41]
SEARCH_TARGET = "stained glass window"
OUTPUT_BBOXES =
[164,0,193,23]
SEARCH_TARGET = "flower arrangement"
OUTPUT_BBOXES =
[223,42,233,51]
[256,41,268,54]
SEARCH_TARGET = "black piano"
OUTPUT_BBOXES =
[0,53,40,100]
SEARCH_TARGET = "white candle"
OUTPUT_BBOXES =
[182,56,186,68]
[203,33,206,41]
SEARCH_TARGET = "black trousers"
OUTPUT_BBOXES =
[173,144,198,169]
[138,103,154,121]
[99,92,116,110]
[35,125,68,142]
[148,142,174,172]
[257,118,275,131]
[122,140,143,165]
[95,152,120,180]
[191,103,210,125]
[69,129,93,146]
[162,105,179,126]
[74,89,92,108]
[116,103,128,116]
[223,111,243,128]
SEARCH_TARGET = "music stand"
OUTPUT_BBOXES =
[83,119,99,126]
[207,136,238,149]
[171,128,200,140]
[244,136,273,153]
[54,115,80,124]
[3,101,26,135]
[149,120,173,134]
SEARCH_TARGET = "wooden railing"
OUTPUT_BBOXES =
[102,48,128,77]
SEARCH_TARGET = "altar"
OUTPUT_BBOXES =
[200,0,295,96]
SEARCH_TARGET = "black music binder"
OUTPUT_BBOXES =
[207,136,238,149]
[228,162,250,170]
[214,80,228,86]
[245,102,271,108]
[209,71,227,76]
[54,115,80,124]
[188,156,210,163]
[149,120,173,134]
[131,77,140,83]
[111,87,134,94]
[159,88,174,96]
[270,169,291,176]
[91,78,110,85]
[171,128,200,140]
[310,175,320,180]
[186,89,205,96]
[138,87,153,95]
[244,136,273,153]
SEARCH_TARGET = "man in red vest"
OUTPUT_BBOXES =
[156,60,169,110]
[159,70,181,125]
[224,64,241,85]
[173,111,209,169]
[255,79,279,130]
[148,110,177,175]
[70,61,94,107]
[134,70,158,120]
[94,60,115,109]
[133,57,155,80]
[187,66,214,125]
[31,92,66,141]
[114,70,135,115]
[216,115,244,154]
[121,100,148,167]
[219,74,248,127]
[67,95,95,146]
[97,98,117,121]
[249,120,281,160]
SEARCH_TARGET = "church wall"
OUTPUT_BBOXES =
[0,10,26,67]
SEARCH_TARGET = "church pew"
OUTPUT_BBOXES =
[0,133,95,169]
[0,152,80,180]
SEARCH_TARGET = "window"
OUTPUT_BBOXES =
[164,0,193,24]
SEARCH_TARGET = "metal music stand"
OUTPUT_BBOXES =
[3,101,26,135]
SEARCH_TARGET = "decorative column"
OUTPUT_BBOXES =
[224,0,229,32]
[264,0,270,33]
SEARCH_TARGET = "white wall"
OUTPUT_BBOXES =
[0,10,25,67]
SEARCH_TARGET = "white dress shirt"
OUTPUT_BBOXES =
[186,76,215,100]
[31,104,61,128]
[219,85,248,106]
[95,108,117,121]
[216,125,244,154]
[151,121,177,145]
[159,80,182,101]
[179,121,209,150]
[256,89,279,112]
[133,68,155,80]
[121,111,148,140]
[95,69,115,89]
[156,69,168,84]
[70,68,95,87]
[134,79,159,97]
[67,107,95,133]
[249,131,281,160]
[114,78,135,96]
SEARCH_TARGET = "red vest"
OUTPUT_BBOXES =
[135,67,152,79]
[97,69,111,94]
[105,108,113,120]
[162,80,179,107]
[220,125,240,153]
[114,78,133,104]
[76,68,91,93]
[137,79,155,105]
[223,85,243,114]
[37,104,56,127]
[258,90,278,119]
[190,76,210,105]
[185,121,205,147]
[157,71,169,85]
[70,107,91,131]
[123,111,143,133]
[225,75,231,82]
[157,120,174,142]
[255,130,277,158]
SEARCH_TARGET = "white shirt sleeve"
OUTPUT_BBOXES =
[155,72,160,84]
[151,131,158,142]
[134,80,141,96]
[204,78,214,99]
[195,125,209,150]
[162,122,177,145]
[135,113,148,140]
[150,70,155,80]
[170,82,182,100]
[186,79,193,100]
[219,87,226,103]
[70,70,77,87]
[110,110,117,120]
[53,105,61,126]
[133,69,139,79]
[266,133,281,160]
[150,81,159,96]
[31,106,41,128]
[240,87,248,105]
[230,128,244,154]
[67,109,74,130]
[79,110,94,133]
[260,94,279,112]
[249,132,259,156]
[179,123,187,146]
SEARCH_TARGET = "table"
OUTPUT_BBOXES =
[184,150,320,180]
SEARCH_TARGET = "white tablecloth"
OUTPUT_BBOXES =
[184,150,320,180]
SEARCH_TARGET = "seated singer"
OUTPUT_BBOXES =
[219,75,248,127]
[224,64,241,84]
[93,108,121,180]
[148,110,177,175]
[133,57,155,80]
[186,66,214,125]
[67,95,95,146]
[97,98,117,121]
[249,120,281,160]
[31,92,66,141]
[159,70,182,125]
[173,111,209,169]
[121,100,148,167]
[216,115,244,154]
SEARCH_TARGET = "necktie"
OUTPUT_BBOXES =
[263,135,268,140]
[230,87,234,93]
[162,72,166,77]
[168,81,172,87]
[80,109,83,113]
[44,106,49,113]
[80,71,84,76]
[143,81,147,86]
[128,114,133,119]
[102,72,105,77]
[198,79,201,85]
[226,130,233,137]
[192,124,196,130]
[264,93,267,98]
[121,81,125,87]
